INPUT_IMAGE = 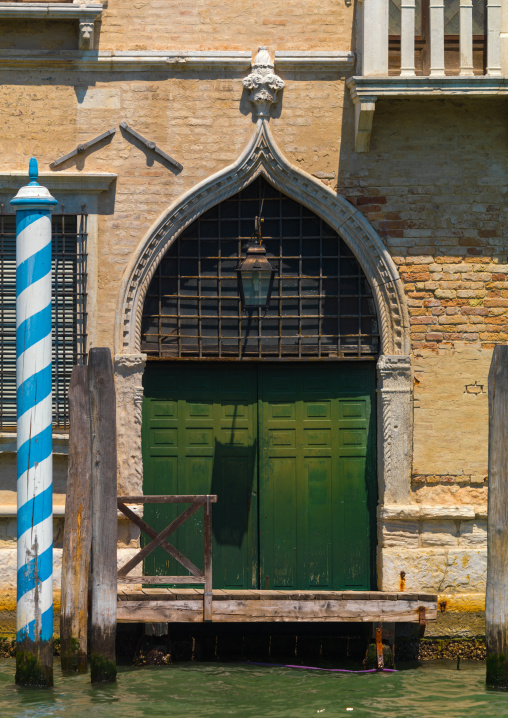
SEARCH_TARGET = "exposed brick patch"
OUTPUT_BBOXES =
[348,181,508,349]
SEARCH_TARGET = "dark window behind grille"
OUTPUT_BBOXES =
[141,178,379,360]
[0,210,87,430]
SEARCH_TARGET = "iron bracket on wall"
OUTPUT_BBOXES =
[50,128,116,169]
[120,121,183,172]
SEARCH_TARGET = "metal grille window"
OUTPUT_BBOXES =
[0,208,87,430]
[141,178,379,360]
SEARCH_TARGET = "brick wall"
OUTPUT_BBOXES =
[98,0,352,52]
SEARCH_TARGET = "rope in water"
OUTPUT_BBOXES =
[245,661,398,673]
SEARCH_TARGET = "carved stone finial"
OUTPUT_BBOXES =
[243,46,285,119]
[79,19,94,50]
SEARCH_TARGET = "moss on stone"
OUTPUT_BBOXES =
[90,653,117,683]
[0,636,15,658]
[60,637,80,671]
[486,653,508,689]
[419,637,486,661]
[15,649,53,688]
[363,643,394,670]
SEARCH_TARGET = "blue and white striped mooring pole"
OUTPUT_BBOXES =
[11,158,57,687]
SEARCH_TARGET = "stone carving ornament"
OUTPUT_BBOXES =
[79,19,94,50]
[243,47,285,118]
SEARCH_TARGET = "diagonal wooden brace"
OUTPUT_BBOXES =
[117,501,203,578]
[117,500,205,576]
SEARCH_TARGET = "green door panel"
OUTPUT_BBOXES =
[259,363,376,590]
[142,361,377,591]
[142,363,258,589]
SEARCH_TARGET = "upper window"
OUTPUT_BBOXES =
[388,0,487,75]
[141,178,379,361]
[0,208,87,430]
[389,0,485,35]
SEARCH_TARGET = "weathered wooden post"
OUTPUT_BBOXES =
[486,345,508,689]
[60,365,92,672]
[11,158,57,687]
[88,347,118,683]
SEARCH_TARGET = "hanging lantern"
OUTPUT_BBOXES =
[237,217,276,311]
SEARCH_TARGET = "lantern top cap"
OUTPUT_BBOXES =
[10,157,57,209]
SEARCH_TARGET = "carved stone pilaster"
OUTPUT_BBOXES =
[114,353,146,496]
[243,46,285,119]
[377,355,412,505]
[79,19,94,50]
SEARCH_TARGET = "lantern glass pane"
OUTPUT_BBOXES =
[242,269,273,308]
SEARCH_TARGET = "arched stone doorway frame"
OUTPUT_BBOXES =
[114,121,413,585]
[116,121,408,357]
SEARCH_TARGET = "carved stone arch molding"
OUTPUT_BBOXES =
[114,121,413,555]
[115,119,410,357]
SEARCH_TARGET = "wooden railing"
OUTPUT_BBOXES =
[117,494,217,621]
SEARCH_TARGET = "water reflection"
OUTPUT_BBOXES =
[2,660,508,718]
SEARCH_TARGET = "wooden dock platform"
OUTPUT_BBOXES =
[117,589,438,624]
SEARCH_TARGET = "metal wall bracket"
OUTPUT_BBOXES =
[376,623,384,670]
[419,605,427,637]
[50,128,116,169]
[120,122,183,172]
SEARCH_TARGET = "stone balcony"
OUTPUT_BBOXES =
[348,0,508,150]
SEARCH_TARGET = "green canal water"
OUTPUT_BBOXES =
[1,659,508,718]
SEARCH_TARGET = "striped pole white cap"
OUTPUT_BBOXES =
[11,158,57,686]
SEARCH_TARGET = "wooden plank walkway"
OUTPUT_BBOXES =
[117,589,438,624]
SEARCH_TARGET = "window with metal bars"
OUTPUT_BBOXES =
[141,178,379,360]
[0,207,87,431]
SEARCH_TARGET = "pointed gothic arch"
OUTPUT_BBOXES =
[114,121,413,528]
[114,120,409,356]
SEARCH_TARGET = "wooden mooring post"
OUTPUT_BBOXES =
[60,366,92,672]
[89,348,118,684]
[486,345,508,689]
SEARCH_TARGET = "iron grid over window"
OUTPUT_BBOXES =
[0,207,87,430]
[141,178,379,360]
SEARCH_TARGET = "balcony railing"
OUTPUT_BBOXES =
[348,0,506,151]
[360,0,501,77]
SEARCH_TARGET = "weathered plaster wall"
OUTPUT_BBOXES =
[413,344,490,483]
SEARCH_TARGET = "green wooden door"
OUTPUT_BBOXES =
[142,362,376,590]
[258,363,376,590]
[142,363,259,589]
